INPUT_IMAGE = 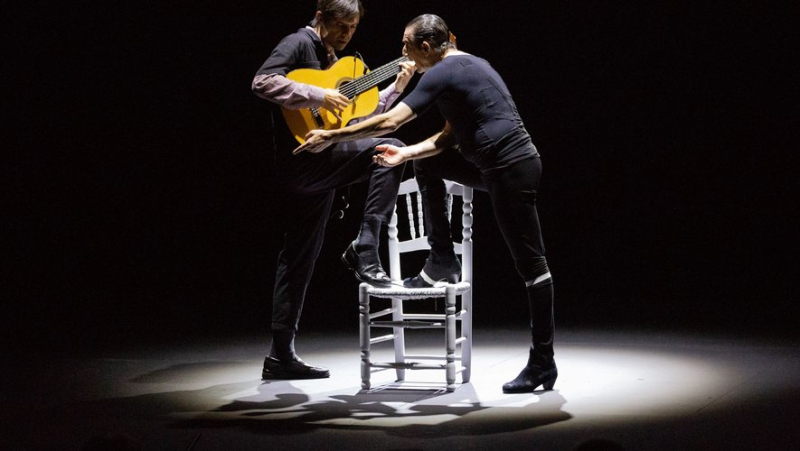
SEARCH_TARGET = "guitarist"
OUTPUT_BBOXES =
[251,0,416,380]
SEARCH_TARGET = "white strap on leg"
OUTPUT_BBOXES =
[525,272,552,287]
[420,269,438,286]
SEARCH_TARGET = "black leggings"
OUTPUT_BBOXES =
[414,150,554,358]
[414,150,546,282]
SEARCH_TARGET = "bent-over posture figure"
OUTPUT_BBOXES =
[296,14,557,393]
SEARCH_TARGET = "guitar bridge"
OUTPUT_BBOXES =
[310,108,325,127]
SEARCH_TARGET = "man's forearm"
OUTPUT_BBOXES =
[403,129,455,160]
[252,73,325,109]
[294,103,415,155]
[329,113,396,142]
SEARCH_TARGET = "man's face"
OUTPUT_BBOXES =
[321,15,359,51]
[402,27,430,73]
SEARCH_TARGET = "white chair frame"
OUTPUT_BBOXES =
[358,178,473,392]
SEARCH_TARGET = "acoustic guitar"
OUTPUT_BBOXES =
[282,55,409,143]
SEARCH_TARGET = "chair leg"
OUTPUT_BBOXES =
[445,286,456,392]
[461,291,472,383]
[359,283,371,390]
[391,297,406,382]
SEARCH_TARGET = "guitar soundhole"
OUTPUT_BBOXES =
[338,81,355,100]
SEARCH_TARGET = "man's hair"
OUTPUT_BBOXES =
[406,14,457,55]
[311,0,365,26]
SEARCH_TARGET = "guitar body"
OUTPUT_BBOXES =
[282,56,381,143]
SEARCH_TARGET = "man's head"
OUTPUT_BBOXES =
[403,14,456,72]
[312,0,364,51]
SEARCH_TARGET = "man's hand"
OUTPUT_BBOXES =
[372,143,408,167]
[394,61,416,93]
[321,88,349,121]
[293,129,334,155]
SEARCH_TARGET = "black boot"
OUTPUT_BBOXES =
[502,347,558,393]
[341,241,392,287]
[262,329,329,379]
[503,276,556,393]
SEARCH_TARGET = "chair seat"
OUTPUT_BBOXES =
[364,282,471,299]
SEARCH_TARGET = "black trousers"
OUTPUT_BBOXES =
[414,150,554,358]
[271,137,404,331]
[414,150,546,276]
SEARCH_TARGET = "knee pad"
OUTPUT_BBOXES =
[516,257,552,287]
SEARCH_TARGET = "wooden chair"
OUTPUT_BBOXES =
[358,177,473,392]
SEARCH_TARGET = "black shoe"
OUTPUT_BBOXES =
[262,356,330,380]
[341,242,392,288]
[502,362,558,393]
[403,257,461,288]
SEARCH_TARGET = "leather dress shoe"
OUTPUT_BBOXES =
[502,362,558,393]
[341,242,392,287]
[262,356,330,380]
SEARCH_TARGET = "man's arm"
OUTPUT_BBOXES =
[252,73,350,113]
[373,122,456,167]
[293,102,417,154]
[251,73,326,109]
[371,60,416,116]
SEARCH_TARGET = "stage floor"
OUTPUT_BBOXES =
[6,327,799,450]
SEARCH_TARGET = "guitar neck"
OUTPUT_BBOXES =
[339,56,409,99]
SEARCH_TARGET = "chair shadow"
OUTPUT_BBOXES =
[168,378,573,438]
[61,362,571,442]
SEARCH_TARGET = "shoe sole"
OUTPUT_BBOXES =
[502,374,557,393]
[262,369,330,380]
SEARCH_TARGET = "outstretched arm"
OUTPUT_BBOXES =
[293,102,417,154]
[373,122,457,167]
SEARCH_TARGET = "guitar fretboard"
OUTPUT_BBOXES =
[338,56,409,99]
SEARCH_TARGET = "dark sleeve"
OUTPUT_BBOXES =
[255,35,302,77]
[401,66,447,116]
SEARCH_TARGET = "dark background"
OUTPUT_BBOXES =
[5,1,797,352]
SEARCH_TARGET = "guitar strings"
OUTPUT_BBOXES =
[339,58,404,97]
[339,56,409,99]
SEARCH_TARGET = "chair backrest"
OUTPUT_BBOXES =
[386,178,473,284]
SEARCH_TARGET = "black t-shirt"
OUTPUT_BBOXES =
[402,54,538,174]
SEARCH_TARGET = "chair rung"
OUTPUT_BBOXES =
[368,362,468,374]
[370,334,395,345]
[401,311,467,321]
[369,307,396,320]
[401,313,444,321]
[396,238,429,253]
[371,320,444,329]
[455,337,466,345]
[404,354,463,361]
[370,362,446,370]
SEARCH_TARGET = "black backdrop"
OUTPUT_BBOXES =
[6,1,797,350]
